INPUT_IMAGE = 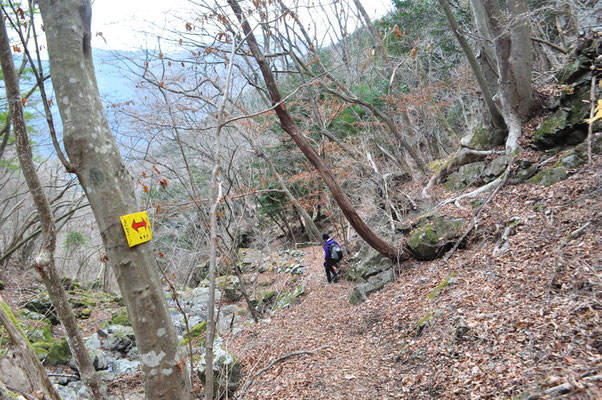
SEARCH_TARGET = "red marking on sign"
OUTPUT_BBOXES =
[132,219,147,232]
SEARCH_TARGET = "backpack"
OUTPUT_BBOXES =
[330,243,343,262]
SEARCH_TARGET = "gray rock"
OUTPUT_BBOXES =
[126,346,139,358]
[85,333,102,351]
[406,216,467,260]
[67,381,92,399]
[23,296,59,325]
[346,248,391,283]
[444,162,486,191]
[528,165,568,186]
[55,384,77,400]
[112,359,140,376]
[237,248,264,272]
[103,325,135,353]
[196,337,240,398]
[217,305,245,333]
[68,348,107,371]
[349,269,396,305]
[560,154,585,169]
[482,155,509,183]
[98,370,115,381]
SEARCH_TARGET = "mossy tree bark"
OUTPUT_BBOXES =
[37,1,192,398]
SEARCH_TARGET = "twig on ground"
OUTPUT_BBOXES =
[526,373,602,399]
[236,346,330,398]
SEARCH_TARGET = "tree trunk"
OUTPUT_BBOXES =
[37,1,192,398]
[481,0,539,152]
[228,0,404,262]
[0,10,107,399]
[0,295,61,400]
[439,0,507,137]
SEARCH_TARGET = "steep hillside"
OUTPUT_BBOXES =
[224,157,600,399]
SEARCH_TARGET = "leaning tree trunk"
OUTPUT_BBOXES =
[439,0,507,138]
[228,0,404,262]
[37,1,192,399]
[0,10,107,399]
[0,295,61,400]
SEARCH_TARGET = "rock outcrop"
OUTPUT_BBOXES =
[406,216,467,261]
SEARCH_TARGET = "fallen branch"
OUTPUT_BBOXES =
[530,37,568,54]
[492,216,523,256]
[563,221,593,244]
[443,165,513,262]
[46,373,80,379]
[526,374,602,399]
[422,147,496,198]
[236,346,330,398]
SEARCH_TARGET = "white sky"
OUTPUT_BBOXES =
[90,0,393,50]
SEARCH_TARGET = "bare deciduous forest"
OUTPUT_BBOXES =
[0,0,600,399]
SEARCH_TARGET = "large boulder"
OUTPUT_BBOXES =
[348,269,396,305]
[31,338,72,365]
[346,248,392,283]
[443,162,486,191]
[100,325,136,353]
[482,155,510,183]
[237,248,264,272]
[112,359,140,376]
[406,216,467,261]
[528,149,588,186]
[196,337,240,399]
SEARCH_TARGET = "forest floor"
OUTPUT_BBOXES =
[1,158,600,400]
[225,158,601,399]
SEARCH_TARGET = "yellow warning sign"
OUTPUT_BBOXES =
[120,211,152,247]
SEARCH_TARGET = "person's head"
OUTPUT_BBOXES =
[322,233,330,241]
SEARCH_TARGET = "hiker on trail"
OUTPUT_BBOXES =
[323,233,342,284]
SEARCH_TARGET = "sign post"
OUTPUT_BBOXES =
[120,211,152,247]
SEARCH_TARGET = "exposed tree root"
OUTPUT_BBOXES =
[422,147,504,198]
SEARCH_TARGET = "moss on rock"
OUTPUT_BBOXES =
[110,308,130,326]
[532,110,570,149]
[32,338,72,365]
[180,321,207,347]
[273,285,305,310]
[443,162,486,191]
[406,217,466,261]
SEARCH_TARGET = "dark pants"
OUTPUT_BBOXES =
[324,259,339,283]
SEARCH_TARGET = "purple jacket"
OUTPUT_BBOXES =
[324,238,340,261]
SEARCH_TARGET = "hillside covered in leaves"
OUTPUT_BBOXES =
[0,0,601,399]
